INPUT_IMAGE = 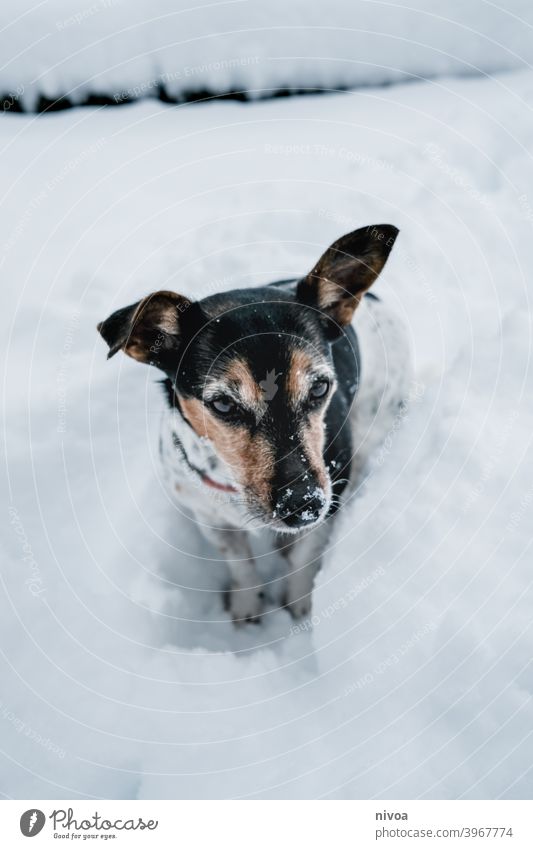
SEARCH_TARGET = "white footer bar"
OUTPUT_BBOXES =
[1,800,531,847]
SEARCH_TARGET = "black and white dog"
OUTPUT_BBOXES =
[98,225,410,624]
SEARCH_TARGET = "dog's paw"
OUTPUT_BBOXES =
[283,593,312,621]
[228,586,264,625]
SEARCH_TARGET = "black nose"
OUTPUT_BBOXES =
[273,482,328,528]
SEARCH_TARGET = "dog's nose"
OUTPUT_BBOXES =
[273,483,328,529]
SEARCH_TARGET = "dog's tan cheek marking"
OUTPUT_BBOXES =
[300,412,329,490]
[179,397,274,504]
[244,434,275,506]
[287,349,331,489]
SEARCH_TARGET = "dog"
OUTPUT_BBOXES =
[98,224,411,624]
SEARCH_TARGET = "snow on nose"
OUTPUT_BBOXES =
[273,484,327,528]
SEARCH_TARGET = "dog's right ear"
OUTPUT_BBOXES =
[297,225,399,330]
[97,290,192,365]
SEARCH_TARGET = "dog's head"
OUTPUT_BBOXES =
[98,225,398,531]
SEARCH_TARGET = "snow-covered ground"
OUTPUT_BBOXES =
[2,0,533,109]
[2,65,533,799]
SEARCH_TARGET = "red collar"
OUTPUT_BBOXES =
[200,472,239,494]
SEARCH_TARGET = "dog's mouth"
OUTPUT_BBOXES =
[268,513,329,534]
[255,507,330,535]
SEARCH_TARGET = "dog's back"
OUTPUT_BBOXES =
[347,293,413,486]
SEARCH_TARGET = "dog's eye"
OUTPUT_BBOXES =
[210,396,235,415]
[309,379,330,400]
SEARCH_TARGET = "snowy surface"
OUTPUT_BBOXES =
[2,1,533,109]
[2,66,533,799]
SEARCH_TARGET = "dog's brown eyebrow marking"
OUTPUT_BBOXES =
[287,349,314,404]
[287,348,333,407]
[203,357,268,419]
[223,358,264,406]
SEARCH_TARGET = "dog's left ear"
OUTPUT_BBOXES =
[97,290,191,365]
[297,224,399,328]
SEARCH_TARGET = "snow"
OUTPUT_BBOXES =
[2,65,533,799]
[2,1,533,110]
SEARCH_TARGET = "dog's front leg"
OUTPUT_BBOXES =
[200,525,263,624]
[282,520,333,619]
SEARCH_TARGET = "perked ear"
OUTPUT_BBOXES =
[97,290,191,365]
[297,224,399,327]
